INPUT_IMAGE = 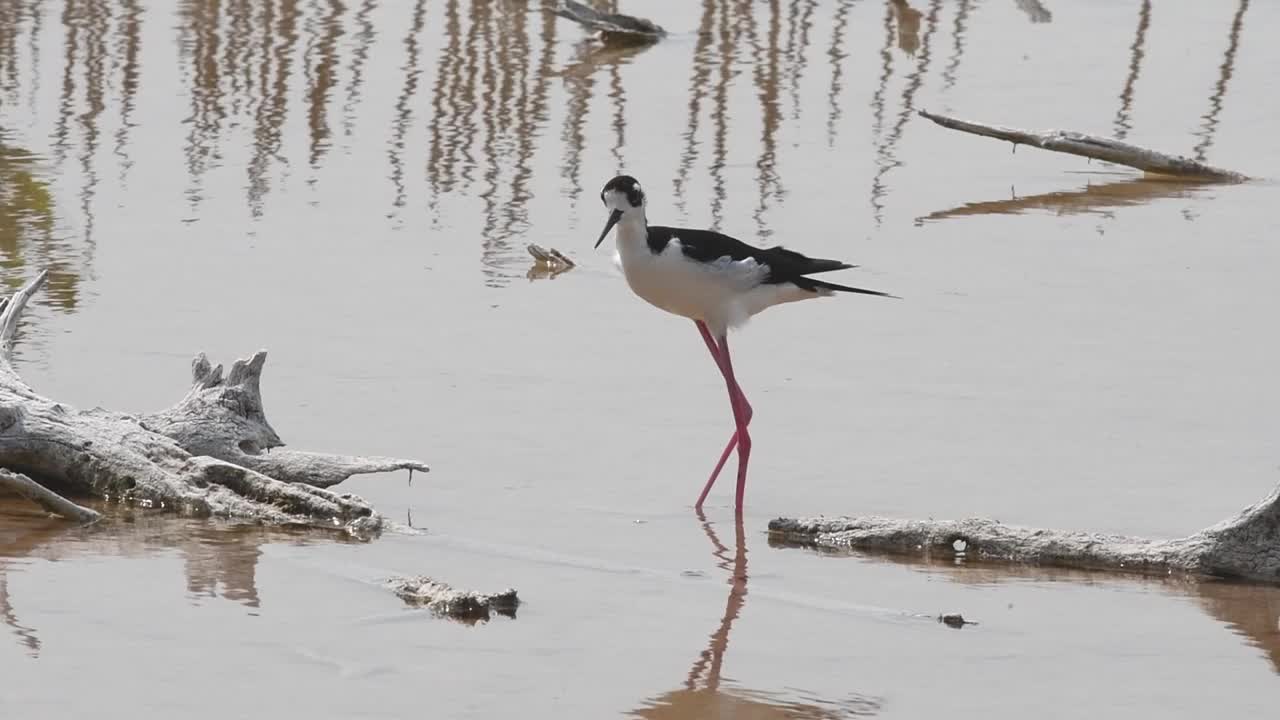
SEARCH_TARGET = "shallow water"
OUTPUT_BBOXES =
[2,0,1279,716]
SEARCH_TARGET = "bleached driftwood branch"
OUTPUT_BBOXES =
[0,468,100,524]
[918,109,1249,182]
[770,481,1280,583]
[387,576,519,623]
[0,269,428,535]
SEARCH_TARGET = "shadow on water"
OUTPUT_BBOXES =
[0,497,361,658]
[631,513,884,719]
[767,535,1280,676]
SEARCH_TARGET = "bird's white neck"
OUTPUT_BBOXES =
[613,209,649,255]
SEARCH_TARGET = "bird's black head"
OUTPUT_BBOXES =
[595,175,646,248]
[600,175,645,209]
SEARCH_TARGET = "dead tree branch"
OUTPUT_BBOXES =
[918,109,1249,182]
[0,468,101,524]
[770,482,1280,583]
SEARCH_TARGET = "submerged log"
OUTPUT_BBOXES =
[0,270,428,534]
[387,576,519,623]
[918,109,1250,182]
[770,481,1280,583]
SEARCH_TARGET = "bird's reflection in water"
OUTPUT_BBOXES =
[631,513,882,719]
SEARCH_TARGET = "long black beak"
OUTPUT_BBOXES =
[595,209,623,249]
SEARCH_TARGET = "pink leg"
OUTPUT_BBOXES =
[693,321,753,511]
[715,332,752,513]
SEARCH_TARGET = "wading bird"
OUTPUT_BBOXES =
[594,175,894,513]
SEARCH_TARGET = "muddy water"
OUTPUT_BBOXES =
[2,0,1279,716]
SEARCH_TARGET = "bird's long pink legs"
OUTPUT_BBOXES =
[693,321,753,513]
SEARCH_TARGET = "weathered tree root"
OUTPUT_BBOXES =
[386,576,519,623]
[0,270,428,534]
[918,109,1250,182]
[770,482,1280,584]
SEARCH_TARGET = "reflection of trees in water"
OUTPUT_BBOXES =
[632,515,883,718]
[0,0,1261,277]
[671,0,822,234]
[1112,0,1150,140]
[870,0,940,224]
[0,2,27,104]
[113,0,141,186]
[823,0,855,147]
[305,0,345,169]
[388,0,428,214]
[421,0,563,284]
[170,0,324,216]
[0,500,353,657]
[1193,0,1249,161]
[1112,0,1249,155]
[55,0,110,249]
[940,0,975,94]
[0,140,79,309]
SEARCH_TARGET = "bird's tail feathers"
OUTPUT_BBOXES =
[797,275,899,299]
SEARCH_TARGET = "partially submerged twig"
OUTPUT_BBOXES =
[770,480,1280,583]
[918,109,1249,182]
[387,576,519,623]
[0,469,100,524]
[526,243,576,280]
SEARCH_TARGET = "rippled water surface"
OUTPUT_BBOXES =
[2,1,1279,717]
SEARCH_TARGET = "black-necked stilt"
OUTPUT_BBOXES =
[594,175,895,513]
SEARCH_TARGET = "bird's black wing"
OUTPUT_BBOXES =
[646,225,855,285]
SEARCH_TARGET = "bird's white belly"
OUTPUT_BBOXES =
[622,248,736,320]
[615,239,793,335]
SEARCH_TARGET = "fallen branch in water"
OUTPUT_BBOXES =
[0,469,100,524]
[0,269,428,535]
[554,0,666,44]
[387,576,519,623]
[918,109,1249,182]
[770,481,1280,583]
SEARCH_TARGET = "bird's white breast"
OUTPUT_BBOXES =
[613,221,782,333]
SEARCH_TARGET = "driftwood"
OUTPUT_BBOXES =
[526,243,576,280]
[387,576,519,623]
[0,270,428,534]
[0,469,100,524]
[769,481,1280,584]
[554,0,666,44]
[918,109,1249,182]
